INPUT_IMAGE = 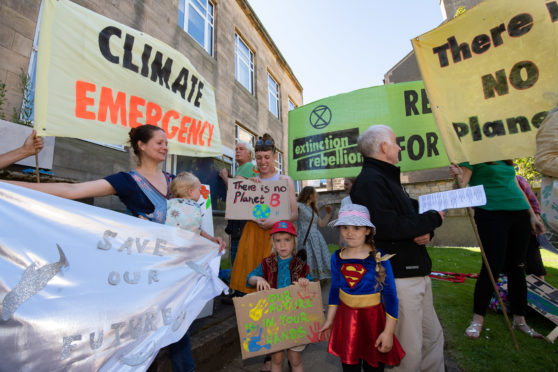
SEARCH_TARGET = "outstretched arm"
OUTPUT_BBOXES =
[0,130,44,169]
[2,178,116,200]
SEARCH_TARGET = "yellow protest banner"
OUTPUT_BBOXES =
[412,0,558,164]
[35,0,222,157]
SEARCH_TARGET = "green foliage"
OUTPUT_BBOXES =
[11,69,34,127]
[428,247,558,372]
[0,82,6,120]
[515,157,540,186]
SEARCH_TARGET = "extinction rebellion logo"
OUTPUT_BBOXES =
[309,105,332,129]
[292,105,362,172]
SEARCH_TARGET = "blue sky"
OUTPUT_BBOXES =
[247,1,445,105]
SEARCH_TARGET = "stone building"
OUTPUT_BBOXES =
[1,0,302,235]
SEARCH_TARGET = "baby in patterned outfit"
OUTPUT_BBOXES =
[166,172,226,252]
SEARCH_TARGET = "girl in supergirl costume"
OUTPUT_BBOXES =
[247,220,312,372]
[319,201,405,372]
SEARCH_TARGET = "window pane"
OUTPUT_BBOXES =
[187,5,205,46]
[235,35,254,94]
[178,0,185,29]
[268,75,279,118]
[207,26,213,55]
[236,125,254,146]
[288,99,295,111]
[275,152,284,174]
[194,0,207,11]
[269,93,278,116]
[181,0,213,55]
[236,64,250,90]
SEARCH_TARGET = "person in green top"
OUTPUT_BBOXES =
[450,161,545,340]
[220,141,258,269]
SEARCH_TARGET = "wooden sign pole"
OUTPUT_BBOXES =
[34,152,40,183]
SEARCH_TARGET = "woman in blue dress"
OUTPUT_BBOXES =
[7,124,196,372]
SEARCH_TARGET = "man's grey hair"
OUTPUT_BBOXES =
[236,140,254,159]
[357,125,394,157]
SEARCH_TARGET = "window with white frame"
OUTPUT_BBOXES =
[234,124,256,176]
[235,124,256,148]
[275,150,284,174]
[235,34,254,94]
[268,74,280,119]
[178,0,214,55]
[288,98,296,111]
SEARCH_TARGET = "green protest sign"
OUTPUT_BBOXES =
[288,81,450,180]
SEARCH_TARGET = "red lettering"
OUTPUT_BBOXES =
[75,81,96,120]
[188,119,203,145]
[198,121,208,146]
[98,86,127,126]
[162,110,180,139]
[128,95,145,128]
[270,193,280,207]
[178,116,191,143]
[206,122,214,147]
[145,101,162,125]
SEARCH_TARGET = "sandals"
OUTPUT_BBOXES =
[465,321,483,339]
[513,322,544,339]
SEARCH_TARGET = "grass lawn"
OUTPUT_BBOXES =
[428,247,558,372]
[225,243,558,370]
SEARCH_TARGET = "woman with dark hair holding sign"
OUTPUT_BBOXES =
[449,161,545,340]
[4,124,198,371]
[229,133,298,295]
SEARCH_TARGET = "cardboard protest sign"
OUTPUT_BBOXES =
[233,282,325,359]
[0,183,227,371]
[412,0,558,165]
[287,80,450,180]
[225,179,290,221]
[35,0,222,157]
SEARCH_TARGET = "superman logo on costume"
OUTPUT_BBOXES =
[340,264,367,288]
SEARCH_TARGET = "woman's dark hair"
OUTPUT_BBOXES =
[297,186,318,213]
[255,133,276,153]
[128,125,164,156]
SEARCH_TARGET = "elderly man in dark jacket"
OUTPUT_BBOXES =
[351,124,445,372]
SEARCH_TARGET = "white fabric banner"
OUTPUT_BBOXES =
[0,183,227,371]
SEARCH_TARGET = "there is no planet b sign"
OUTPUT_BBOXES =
[225,179,291,221]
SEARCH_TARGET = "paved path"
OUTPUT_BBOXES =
[217,339,341,371]
[216,280,341,372]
